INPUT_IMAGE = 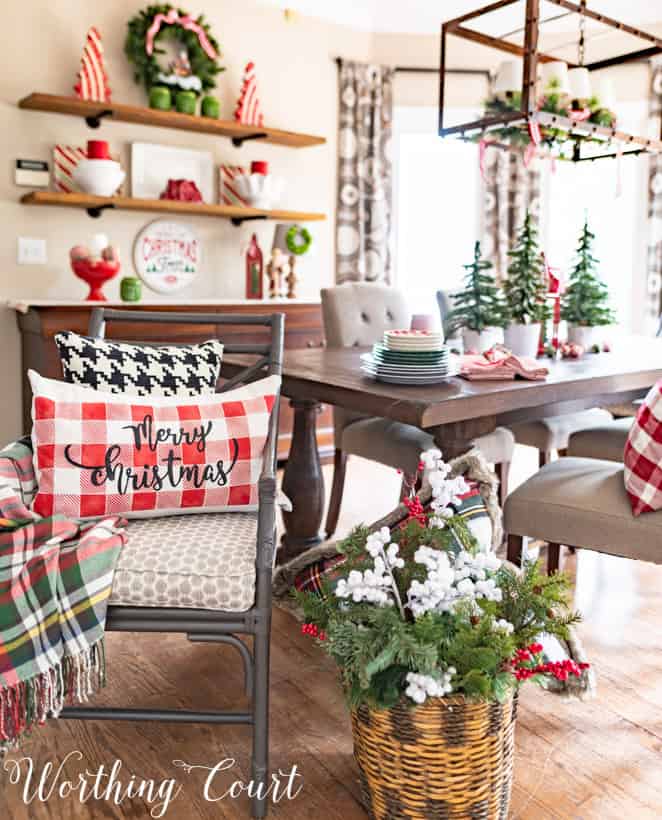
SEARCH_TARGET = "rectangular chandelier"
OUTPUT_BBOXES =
[439,0,662,161]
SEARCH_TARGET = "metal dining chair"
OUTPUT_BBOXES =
[59,308,284,820]
[322,284,515,538]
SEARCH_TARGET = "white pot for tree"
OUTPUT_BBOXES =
[462,326,504,353]
[504,322,541,358]
[566,325,606,349]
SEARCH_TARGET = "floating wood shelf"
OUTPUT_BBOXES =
[18,93,326,148]
[21,191,326,225]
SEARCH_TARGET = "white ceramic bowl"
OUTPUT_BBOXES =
[234,173,284,209]
[72,159,125,197]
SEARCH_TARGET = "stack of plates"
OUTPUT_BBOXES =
[361,330,457,385]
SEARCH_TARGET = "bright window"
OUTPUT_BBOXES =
[541,101,649,333]
[393,107,481,314]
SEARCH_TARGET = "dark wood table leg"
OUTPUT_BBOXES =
[280,398,325,562]
[429,417,498,461]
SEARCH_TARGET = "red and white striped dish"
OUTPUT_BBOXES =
[384,329,445,352]
[52,145,87,193]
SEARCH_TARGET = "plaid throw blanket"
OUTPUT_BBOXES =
[0,438,125,753]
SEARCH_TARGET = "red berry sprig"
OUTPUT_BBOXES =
[403,494,427,527]
[509,642,589,683]
[301,623,327,641]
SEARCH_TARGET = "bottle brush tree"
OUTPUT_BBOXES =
[446,241,506,335]
[561,219,615,327]
[503,211,550,325]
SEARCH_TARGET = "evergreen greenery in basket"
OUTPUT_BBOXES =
[503,211,551,326]
[562,218,615,327]
[445,241,507,335]
[297,449,588,710]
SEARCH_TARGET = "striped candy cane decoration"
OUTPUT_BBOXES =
[74,27,111,102]
[234,62,264,127]
[52,145,87,192]
[219,165,250,206]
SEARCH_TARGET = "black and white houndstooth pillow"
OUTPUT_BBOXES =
[54,331,224,397]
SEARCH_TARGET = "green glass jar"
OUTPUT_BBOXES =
[148,86,171,111]
[175,90,197,115]
[120,276,142,302]
[201,95,220,118]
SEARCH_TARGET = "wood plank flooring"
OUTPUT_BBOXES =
[1,451,661,819]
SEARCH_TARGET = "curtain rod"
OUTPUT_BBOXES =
[333,57,490,78]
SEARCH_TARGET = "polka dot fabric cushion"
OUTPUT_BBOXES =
[624,380,662,516]
[29,370,280,520]
[111,511,258,612]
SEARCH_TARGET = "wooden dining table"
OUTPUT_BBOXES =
[224,337,662,561]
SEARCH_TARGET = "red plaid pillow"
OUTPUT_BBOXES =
[29,370,280,519]
[624,380,662,516]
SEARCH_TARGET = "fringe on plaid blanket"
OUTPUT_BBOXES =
[273,449,596,700]
[0,438,126,754]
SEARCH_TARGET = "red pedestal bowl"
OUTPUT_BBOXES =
[71,258,121,301]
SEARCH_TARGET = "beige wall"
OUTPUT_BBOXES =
[0,0,373,441]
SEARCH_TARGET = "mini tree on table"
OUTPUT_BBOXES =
[561,219,615,327]
[503,211,550,325]
[445,241,506,335]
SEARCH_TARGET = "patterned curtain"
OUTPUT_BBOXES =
[482,149,541,281]
[336,60,394,284]
[647,63,662,332]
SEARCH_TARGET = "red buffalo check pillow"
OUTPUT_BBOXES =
[624,380,662,516]
[29,370,280,519]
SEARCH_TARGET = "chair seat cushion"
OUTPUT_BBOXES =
[567,417,633,462]
[110,512,258,612]
[341,418,514,473]
[510,408,613,451]
[341,418,434,473]
[473,427,515,465]
[504,457,662,563]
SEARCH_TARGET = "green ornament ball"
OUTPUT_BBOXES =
[175,90,197,115]
[201,95,220,118]
[148,86,171,111]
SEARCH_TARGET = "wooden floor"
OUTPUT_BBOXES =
[2,450,662,819]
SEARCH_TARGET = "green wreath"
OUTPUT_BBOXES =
[286,225,312,256]
[125,4,223,96]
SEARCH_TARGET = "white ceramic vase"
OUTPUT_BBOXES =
[504,322,541,358]
[462,326,504,353]
[72,159,125,197]
[566,325,604,349]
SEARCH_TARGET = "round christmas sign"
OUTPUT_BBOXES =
[133,219,199,293]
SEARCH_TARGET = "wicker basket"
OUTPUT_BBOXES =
[351,693,517,820]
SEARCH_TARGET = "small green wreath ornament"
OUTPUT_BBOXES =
[286,225,312,256]
[125,4,223,97]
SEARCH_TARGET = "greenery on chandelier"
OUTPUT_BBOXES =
[503,211,551,325]
[446,242,507,334]
[480,79,617,156]
[296,449,582,711]
[561,219,615,327]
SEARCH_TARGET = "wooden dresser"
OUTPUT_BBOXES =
[12,299,332,463]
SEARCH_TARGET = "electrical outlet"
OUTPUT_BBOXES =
[18,237,47,265]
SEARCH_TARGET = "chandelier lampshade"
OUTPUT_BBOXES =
[540,61,570,95]
[494,60,522,96]
[568,67,592,102]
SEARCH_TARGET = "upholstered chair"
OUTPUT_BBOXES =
[504,457,662,575]
[322,283,515,538]
[437,290,614,466]
[567,417,633,461]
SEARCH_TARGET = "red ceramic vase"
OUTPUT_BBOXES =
[71,258,120,301]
